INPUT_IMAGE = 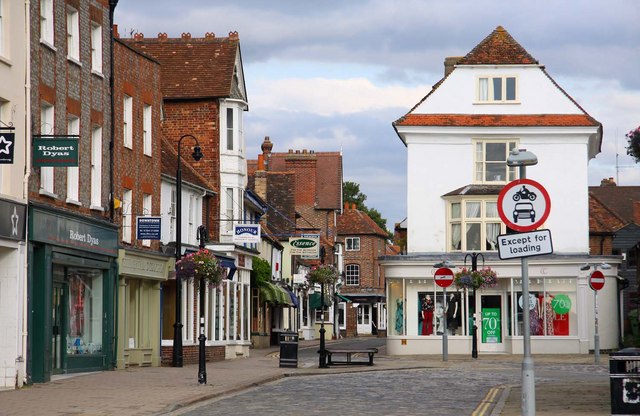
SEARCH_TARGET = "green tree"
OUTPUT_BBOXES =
[343,181,391,237]
[626,126,640,163]
[250,256,272,287]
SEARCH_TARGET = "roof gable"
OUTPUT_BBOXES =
[589,186,640,225]
[457,26,538,65]
[338,206,389,238]
[123,32,244,101]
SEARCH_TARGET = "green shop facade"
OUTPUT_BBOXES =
[28,205,118,383]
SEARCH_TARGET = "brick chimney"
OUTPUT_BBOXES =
[600,177,617,187]
[444,56,463,77]
[254,154,267,200]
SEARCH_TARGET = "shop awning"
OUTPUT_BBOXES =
[309,292,333,309]
[285,287,300,308]
[259,282,293,306]
[340,294,385,304]
[336,293,352,302]
[216,255,237,280]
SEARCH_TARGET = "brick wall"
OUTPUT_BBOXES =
[29,0,112,220]
[589,235,614,255]
[113,41,163,250]
[341,234,386,292]
[160,345,225,366]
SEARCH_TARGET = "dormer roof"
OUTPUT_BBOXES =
[457,26,538,66]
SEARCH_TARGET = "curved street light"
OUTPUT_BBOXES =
[464,252,484,359]
[172,134,203,368]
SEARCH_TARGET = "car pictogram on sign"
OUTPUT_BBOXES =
[513,202,535,223]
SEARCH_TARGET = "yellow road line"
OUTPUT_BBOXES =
[472,386,503,416]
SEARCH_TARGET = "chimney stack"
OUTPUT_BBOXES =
[444,56,463,77]
[600,177,617,187]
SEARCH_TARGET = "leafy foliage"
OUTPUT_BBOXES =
[626,126,640,163]
[306,264,339,286]
[454,267,498,290]
[251,256,272,287]
[343,181,391,238]
[176,249,224,289]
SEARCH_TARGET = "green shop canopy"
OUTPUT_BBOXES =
[259,282,293,306]
[309,292,333,309]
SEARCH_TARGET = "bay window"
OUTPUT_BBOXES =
[449,199,503,252]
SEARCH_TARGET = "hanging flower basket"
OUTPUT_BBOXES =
[306,264,339,286]
[175,249,224,289]
[454,267,498,290]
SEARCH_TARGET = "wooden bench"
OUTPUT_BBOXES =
[326,348,378,366]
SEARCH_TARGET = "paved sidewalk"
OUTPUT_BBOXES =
[0,340,611,415]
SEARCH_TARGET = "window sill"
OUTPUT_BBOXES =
[39,189,58,199]
[40,39,57,52]
[90,204,104,212]
[67,56,82,67]
[473,101,521,105]
[91,69,104,78]
[0,55,12,67]
[66,198,82,206]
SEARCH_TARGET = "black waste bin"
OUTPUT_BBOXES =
[610,347,640,415]
[279,332,298,368]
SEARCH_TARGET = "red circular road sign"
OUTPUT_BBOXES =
[589,270,605,291]
[434,267,454,288]
[497,178,551,232]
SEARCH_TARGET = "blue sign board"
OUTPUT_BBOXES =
[137,217,161,240]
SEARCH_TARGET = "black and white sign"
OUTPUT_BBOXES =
[497,178,551,232]
[0,132,15,164]
[233,224,261,244]
[497,229,553,259]
[136,216,161,240]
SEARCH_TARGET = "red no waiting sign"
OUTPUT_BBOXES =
[589,270,605,291]
[434,267,454,288]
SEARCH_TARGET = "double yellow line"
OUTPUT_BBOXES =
[472,385,504,416]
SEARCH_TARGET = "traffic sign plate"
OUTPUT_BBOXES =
[434,267,454,288]
[589,270,605,291]
[497,178,551,232]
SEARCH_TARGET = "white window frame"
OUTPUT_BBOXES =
[142,193,152,247]
[448,198,504,252]
[40,104,54,195]
[225,187,234,233]
[477,75,518,103]
[345,264,360,286]
[90,126,102,209]
[40,0,54,46]
[474,139,518,184]
[90,22,103,74]
[123,95,133,149]
[345,237,360,251]
[66,116,80,204]
[122,189,132,243]
[226,108,234,151]
[188,193,195,244]
[169,188,176,242]
[143,104,152,156]
[66,8,80,62]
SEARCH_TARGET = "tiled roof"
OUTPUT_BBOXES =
[589,192,626,233]
[122,32,239,99]
[395,114,600,128]
[457,26,538,65]
[443,184,503,197]
[161,137,215,192]
[338,206,389,238]
[589,186,640,225]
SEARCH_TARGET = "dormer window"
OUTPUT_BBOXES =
[478,76,517,102]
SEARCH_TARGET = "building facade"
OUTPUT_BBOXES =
[382,26,621,356]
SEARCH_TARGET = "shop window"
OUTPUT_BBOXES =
[67,268,103,355]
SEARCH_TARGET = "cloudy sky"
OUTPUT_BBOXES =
[115,0,640,230]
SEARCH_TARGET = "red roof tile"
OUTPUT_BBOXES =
[457,26,538,65]
[338,206,389,238]
[589,186,640,225]
[395,114,599,128]
[161,137,215,191]
[123,33,240,99]
[589,192,626,233]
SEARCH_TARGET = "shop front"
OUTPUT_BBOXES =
[116,249,172,368]
[384,254,621,356]
[28,205,118,383]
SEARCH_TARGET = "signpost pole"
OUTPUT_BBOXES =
[594,290,600,364]
[443,287,448,361]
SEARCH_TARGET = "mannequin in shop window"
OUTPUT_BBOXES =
[435,300,445,335]
[421,295,434,335]
[395,299,404,334]
[447,293,461,335]
[529,293,542,336]
[544,294,554,336]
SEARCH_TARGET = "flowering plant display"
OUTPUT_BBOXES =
[626,126,640,163]
[454,267,498,290]
[175,249,224,289]
[306,264,339,286]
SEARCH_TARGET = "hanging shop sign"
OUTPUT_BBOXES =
[497,178,551,232]
[481,308,501,343]
[233,223,261,244]
[497,229,553,259]
[136,217,162,240]
[32,136,79,167]
[289,234,319,256]
[0,198,26,240]
[0,130,15,164]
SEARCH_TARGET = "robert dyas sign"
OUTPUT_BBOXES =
[33,136,79,167]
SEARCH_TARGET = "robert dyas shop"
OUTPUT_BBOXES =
[28,205,118,383]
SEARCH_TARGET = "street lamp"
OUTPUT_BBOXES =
[581,262,611,364]
[318,247,328,369]
[463,253,484,359]
[172,134,203,368]
[197,225,208,384]
[507,148,538,416]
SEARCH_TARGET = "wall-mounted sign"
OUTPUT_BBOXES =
[0,131,15,164]
[497,229,553,259]
[233,224,261,244]
[0,198,26,240]
[137,216,161,240]
[32,136,79,167]
[289,235,319,256]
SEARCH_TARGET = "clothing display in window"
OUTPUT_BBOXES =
[447,293,461,334]
[421,295,434,335]
[544,295,554,336]
[395,299,404,334]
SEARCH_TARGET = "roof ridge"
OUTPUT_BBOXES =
[457,25,538,65]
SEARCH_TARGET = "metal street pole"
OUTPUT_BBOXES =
[172,135,203,368]
[464,253,483,359]
[443,287,448,361]
[197,225,207,384]
[594,289,600,364]
[318,282,328,368]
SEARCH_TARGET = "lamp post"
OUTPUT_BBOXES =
[172,134,203,368]
[318,247,328,368]
[197,225,208,384]
[507,148,538,416]
[464,253,484,359]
